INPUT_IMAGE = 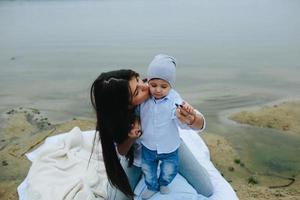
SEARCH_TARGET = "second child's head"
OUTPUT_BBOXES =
[147,54,176,99]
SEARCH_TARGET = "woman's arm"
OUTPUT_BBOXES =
[117,119,142,155]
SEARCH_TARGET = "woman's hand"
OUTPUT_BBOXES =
[128,119,142,139]
[117,119,141,156]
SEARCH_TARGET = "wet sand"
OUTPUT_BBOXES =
[1,102,300,199]
[216,100,300,199]
[202,133,300,200]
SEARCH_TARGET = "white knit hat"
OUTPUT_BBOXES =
[147,54,177,88]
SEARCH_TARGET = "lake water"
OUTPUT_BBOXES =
[1,0,300,177]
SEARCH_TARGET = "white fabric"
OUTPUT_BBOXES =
[180,129,238,200]
[18,127,107,200]
[134,174,207,200]
[18,127,238,200]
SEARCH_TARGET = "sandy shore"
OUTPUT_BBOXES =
[1,102,300,199]
[219,100,300,199]
[202,133,300,200]
[229,101,300,135]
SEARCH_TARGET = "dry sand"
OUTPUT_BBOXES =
[229,101,300,135]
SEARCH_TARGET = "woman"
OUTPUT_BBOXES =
[90,69,213,200]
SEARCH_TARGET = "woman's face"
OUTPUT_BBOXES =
[129,76,150,106]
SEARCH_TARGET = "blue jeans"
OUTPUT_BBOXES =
[141,145,179,191]
[106,140,213,200]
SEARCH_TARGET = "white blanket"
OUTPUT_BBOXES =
[18,127,107,200]
[18,127,238,200]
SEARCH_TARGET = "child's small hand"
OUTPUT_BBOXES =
[181,101,195,113]
[128,119,142,139]
[176,101,197,125]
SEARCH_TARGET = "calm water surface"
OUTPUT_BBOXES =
[0,0,300,176]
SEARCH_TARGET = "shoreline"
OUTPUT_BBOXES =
[213,99,300,199]
[219,97,300,126]
[202,133,300,200]
[228,100,300,135]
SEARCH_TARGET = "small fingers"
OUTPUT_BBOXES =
[176,101,197,125]
[176,109,190,124]
[178,108,189,116]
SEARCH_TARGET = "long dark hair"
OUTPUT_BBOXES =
[90,69,139,198]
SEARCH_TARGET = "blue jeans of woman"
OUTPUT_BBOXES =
[106,141,213,200]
